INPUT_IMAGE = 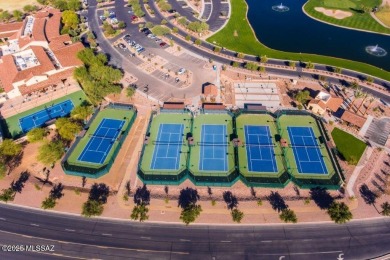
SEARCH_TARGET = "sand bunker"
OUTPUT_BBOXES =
[315,7,353,19]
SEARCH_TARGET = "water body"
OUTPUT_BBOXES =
[246,0,390,71]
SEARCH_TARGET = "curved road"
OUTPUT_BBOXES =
[0,203,389,259]
[86,0,390,103]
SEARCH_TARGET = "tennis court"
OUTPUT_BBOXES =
[78,118,125,164]
[199,124,228,171]
[244,125,277,172]
[151,123,184,170]
[19,100,74,132]
[287,126,327,174]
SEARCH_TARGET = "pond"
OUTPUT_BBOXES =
[246,0,390,71]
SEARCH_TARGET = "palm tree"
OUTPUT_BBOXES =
[357,92,368,115]
[279,209,298,223]
[231,208,244,223]
[327,202,353,224]
[349,89,364,112]
[381,202,390,216]
[364,96,375,115]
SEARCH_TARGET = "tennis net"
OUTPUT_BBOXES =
[89,134,117,140]
[289,144,322,149]
[152,141,186,145]
[243,143,276,148]
[197,142,230,146]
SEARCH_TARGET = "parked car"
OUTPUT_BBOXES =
[175,77,180,83]
[168,9,177,13]
[137,48,145,54]
[178,68,186,75]
[131,15,138,21]
[118,43,127,50]
[159,42,167,47]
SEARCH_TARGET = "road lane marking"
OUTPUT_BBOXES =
[220,241,231,243]
[0,217,6,220]
[0,230,189,255]
[261,240,272,243]
[102,233,112,236]
[141,236,151,239]
[65,229,75,232]
[30,223,39,227]
[180,239,191,242]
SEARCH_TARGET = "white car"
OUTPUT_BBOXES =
[178,68,186,75]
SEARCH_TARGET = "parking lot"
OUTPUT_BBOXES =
[151,70,186,88]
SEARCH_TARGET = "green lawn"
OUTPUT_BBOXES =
[323,0,357,9]
[206,0,390,81]
[304,0,390,35]
[331,127,367,165]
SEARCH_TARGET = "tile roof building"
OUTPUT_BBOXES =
[341,110,367,128]
[307,91,343,115]
[0,8,83,100]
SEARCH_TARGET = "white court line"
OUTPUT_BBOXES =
[266,125,277,172]
[151,124,163,169]
[309,127,327,174]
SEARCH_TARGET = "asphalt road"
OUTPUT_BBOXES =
[0,203,389,259]
[87,0,390,103]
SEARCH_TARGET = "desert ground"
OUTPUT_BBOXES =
[315,7,353,19]
[0,0,38,11]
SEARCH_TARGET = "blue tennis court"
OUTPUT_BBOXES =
[199,124,228,171]
[19,100,74,132]
[151,123,184,170]
[287,126,327,174]
[244,125,277,172]
[78,118,125,164]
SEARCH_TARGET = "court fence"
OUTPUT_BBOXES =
[62,102,137,178]
[137,109,345,189]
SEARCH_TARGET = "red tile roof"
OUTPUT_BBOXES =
[32,18,47,42]
[203,103,225,110]
[204,84,218,96]
[163,102,185,109]
[341,110,367,128]
[0,22,23,34]
[326,96,343,112]
[52,42,84,67]
[0,46,55,92]
[48,34,71,51]
[19,68,73,95]
[0,55,19,92]
[45,12,62,41]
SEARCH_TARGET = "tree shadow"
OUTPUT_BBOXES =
[293,186,300,196]
[178,187,199,209]
[250,187,256,198]
[207,186,212,196]
[7,152,23,175]
[50,183,64,200]
[125,180,131,196]
[11,171,30,193]
[359,184,378,206]
[267,191,288,212]
[134,185,150,206]
[223,191,238,210]
[309,187,334,210]
[82,176,87,188]
[88,183,110,204]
